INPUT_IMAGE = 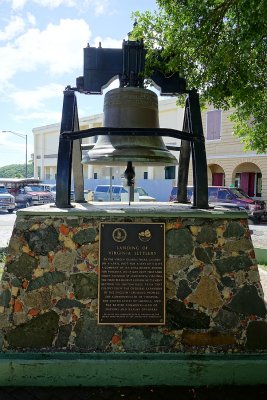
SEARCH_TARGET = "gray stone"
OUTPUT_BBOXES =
[166,299,210,330]
[23,288,51,309]
[176,279,192,300]
[187,267,201,282]
[195,247,212,263]
[54,250,77,272]
[246,321,267,350]
[66,218,80,228]
[70,273,98,300]
[15,219,35,232]
[25,226,59,255]
[0,331,4,350]
[0,289,11,308]
[122,327,166,352]
[224,222,245,238]
[214,255,253,275]
[196,226,217,244]
[39,256,49,269]
[56,298,85,309]
[166,229,193,256]
[0,310,12,329]
[214,308,240,329]
[55,324,72,348]
[74,310,115,350]
[7,253,38,279]
[166,256,192,275]
[228,285,267,318]
[224,238,252,253]
[6,311,59,349]
[73,228,97,245]
[221,276,236,288]
[26,271,66,291]
[11,277,21,287]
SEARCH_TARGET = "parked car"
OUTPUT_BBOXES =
[93,185,156,202]
[169,186,266,223]
[24,185,54,205]
[50,186,90,202]
[15,188,33,208]
[0,185,16,213]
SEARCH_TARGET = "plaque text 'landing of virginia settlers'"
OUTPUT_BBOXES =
[98,222,165,325]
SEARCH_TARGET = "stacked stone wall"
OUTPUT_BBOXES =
[1,212,267,353]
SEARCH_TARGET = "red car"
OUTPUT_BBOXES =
[170,186,266,223]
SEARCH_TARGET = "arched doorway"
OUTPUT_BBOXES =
[233,162,262,198]
[208,164,225,186]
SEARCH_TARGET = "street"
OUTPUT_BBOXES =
[0,210,16,248]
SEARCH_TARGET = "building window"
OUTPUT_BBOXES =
[165,166,176,179]
[144,172,148,179]
[212,173,224,186]
[37,166,41,179]
[256,173,262,197]
[94,173,98,179]
[206,110,222,140]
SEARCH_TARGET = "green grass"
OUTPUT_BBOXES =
[259,264,267,272]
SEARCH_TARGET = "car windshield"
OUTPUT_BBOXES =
[230,188,250,199]
[235,188,251,199]
[135,187,148,196]
[0,187,8,194]
[95,186,109,193]
[24,185,46,192]
[112,187,122,194]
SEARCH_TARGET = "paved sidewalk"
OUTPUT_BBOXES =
[1,385,267,400]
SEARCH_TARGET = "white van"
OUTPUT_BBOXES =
[93,185,155,202]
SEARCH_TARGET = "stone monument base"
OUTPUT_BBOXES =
[1,202,267,385]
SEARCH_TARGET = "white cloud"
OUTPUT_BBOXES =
[16,19,91,74]
[14,110,62,125]
[27,12,36,26]
[91,36,123,49]
[0,132,33,154]
[0,19,91,84]
[9,0,110,15]
[10,0,27,10]
[9,83,65,110]
[0,16,25,41]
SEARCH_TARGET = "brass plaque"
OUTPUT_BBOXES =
[98,222,165,325]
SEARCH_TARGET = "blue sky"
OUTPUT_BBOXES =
[0,0,158,167]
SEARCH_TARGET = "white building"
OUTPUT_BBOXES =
[33,97,267,201]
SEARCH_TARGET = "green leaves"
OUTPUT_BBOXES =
[132,0,267,152]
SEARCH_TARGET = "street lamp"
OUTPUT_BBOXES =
[2,130,28,178]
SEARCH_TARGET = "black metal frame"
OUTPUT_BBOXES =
[55,37,208,209]
[55,88,208,209]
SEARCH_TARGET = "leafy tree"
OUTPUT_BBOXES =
[0,164,34,178]
[133,0,267,152]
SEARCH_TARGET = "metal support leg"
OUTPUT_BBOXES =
[72,100,85,203]
[177,99,191,203]
[188,90,208,208]
[55,90,77,208]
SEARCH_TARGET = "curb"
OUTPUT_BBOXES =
[0,353,267,387]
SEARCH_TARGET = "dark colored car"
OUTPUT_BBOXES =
[170,186,266,223]
[15,188,33,208]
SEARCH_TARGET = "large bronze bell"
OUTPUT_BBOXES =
[82,87,178,166]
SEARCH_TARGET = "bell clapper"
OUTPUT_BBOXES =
[124,161,135,206]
